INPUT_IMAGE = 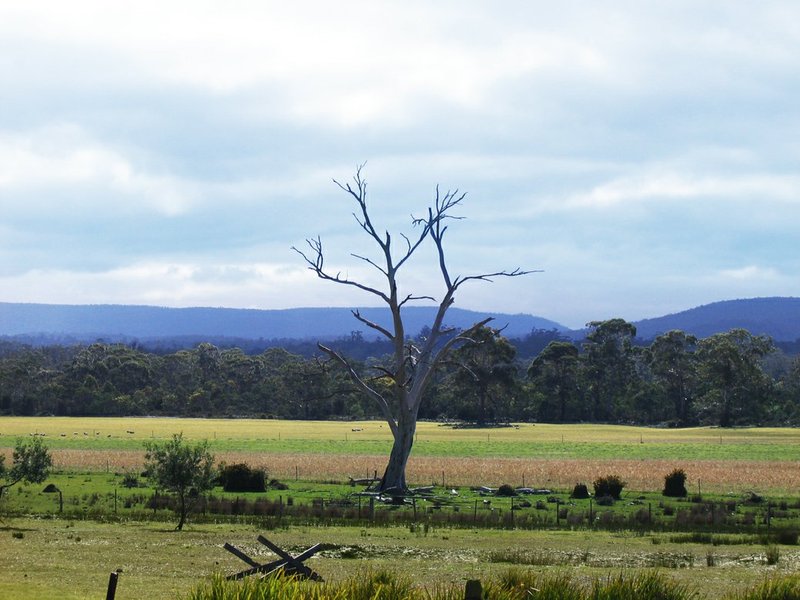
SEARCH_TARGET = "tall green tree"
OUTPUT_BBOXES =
[0,437,52,504]
[447,326,519,424]
[647,330,698,425]
[528,341,580,422]
[144,434,215,530]
[696,329,774,426]
[582,319,638,421]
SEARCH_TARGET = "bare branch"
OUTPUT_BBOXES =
[318,343,398,436]
[370,366,397,380]
[292,238,391,303]
[351,309,394,341]
[452,267,540,289]
[350,253,389,277]
[438,318,494,359]
[397,293,436,309]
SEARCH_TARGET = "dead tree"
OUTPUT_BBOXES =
[294,166,534,494]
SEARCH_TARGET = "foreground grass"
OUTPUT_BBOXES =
[1,518,799,599]
[183,570,698,600]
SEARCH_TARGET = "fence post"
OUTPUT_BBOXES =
[106,571,119,600]
[465,579,482,600]
[369,496,375,521]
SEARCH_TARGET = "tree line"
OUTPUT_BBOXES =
[1,319,799,426]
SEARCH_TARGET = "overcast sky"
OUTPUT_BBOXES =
[1,1,798,329]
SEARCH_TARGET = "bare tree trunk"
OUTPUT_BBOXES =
[177,492,186,531]
[379,408,417,494]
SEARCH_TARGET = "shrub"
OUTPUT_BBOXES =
[571,483,590,499]
[593,475,626,500]
[728,575,800,600]
[121,471,139,488]
[218,463,266,493]
[775,529,799,545]
[765,545,780,565]
[663,468,688,497]
[496,483,516,497]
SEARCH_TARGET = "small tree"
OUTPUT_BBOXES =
[144,434,215,530]
[0,437,52,504]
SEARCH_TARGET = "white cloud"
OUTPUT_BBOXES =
[717,265,783,282]
[563,166,800,211]
[1,1,799,327]
[0,125,195,216]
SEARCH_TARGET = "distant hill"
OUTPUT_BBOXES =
[633,297,800,341]
[3,298,799,347]
[0,302,566,343]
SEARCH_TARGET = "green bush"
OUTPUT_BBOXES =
[571,483,590,499]
[496,484,516,497]
[765,545,780,565]
[121,471,139,488]
[218,463,267,493]
[593,475,626,500]
[663,468,688,497]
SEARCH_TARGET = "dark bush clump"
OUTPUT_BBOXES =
[571,483,590,499]
[496,484,517,497]
[663,468,688,497]
[218,463,266,493]
[775,530,799,546]
[593,475,626,500]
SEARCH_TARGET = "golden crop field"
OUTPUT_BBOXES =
[2,416,800,445]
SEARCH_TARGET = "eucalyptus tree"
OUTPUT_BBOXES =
[647,330,698,425]
[582,318,638,421]
[697,329,774,426]
[294,167,533,493]
[528,340,581,422]
[447,325,519,424]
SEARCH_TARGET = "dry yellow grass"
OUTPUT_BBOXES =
[3,416,800,446]
[14,448,797,494]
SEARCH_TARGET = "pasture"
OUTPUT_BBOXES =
[2,417,800,599]
[2,417,800,492]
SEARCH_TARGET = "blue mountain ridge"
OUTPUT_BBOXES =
[1,297,799,343]
[0,303,564,342]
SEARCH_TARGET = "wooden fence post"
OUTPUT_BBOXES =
[106,571,119,600]
[464,579,482,600]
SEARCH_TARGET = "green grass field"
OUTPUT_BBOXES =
[3,417,800,599]
[3,417,799,461]
[1,518,797,600]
